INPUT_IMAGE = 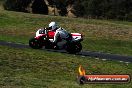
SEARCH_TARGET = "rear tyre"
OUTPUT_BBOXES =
[29,37,42,49]
[66,42,82,54]
[75,42,82,53]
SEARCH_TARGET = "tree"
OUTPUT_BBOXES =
[3,0,132,21]
[73,0,84,17]
[31,0,48,14]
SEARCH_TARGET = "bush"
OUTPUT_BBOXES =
[4,0,32,12]
[73,0,132,21]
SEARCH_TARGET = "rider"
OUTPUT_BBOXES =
[48,21,70,48]
[48,21,58,31]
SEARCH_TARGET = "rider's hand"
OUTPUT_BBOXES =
[44,28,48,30]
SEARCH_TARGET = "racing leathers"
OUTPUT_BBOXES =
[53,27,70,46]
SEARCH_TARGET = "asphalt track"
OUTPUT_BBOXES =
[0,40,132,63]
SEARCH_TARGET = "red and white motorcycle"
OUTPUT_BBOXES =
[29,28,83,53]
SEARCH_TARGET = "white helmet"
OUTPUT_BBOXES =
[49,21,58,31]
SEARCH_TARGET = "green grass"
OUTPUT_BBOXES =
[83,38,132,55]
[0,45,132,88]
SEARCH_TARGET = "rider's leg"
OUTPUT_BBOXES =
[53,32,60,49]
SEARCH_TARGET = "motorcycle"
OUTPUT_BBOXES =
[29,28,83,53]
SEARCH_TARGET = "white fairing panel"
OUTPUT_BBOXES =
[36,29,46,37]
[36,29,41,37]
[71,33,82,41]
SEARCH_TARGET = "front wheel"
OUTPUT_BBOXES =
[29,37,43,49]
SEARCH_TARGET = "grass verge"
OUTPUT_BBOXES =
[0,46,132,88]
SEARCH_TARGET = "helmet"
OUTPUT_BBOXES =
[49,21,58,31]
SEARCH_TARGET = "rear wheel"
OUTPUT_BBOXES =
[75,42,82,53]
[66,42,82,54]
[29,38,42,49]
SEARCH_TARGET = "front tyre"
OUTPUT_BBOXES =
[29,37,42,49]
